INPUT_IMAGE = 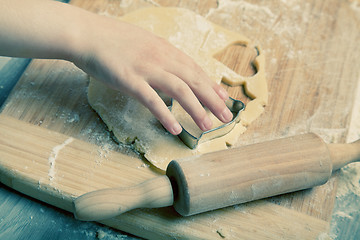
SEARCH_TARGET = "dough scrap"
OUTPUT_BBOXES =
[88,7,268,170]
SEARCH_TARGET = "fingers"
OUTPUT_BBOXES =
[148,70,213,132]
[161,51,233,124]
[129,80,183,135]
[134,41,233,134]
[213,83,229,101]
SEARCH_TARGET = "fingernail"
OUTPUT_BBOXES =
[218,87,229,101]
[220,108,233,122]
[171,122,183,135]
[201,116,213,131]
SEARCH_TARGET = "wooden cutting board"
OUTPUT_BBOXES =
[1,0,359,239]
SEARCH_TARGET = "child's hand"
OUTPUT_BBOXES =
[0,0,233,135]
[73,16,232,135]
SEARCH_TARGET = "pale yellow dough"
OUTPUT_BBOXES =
[88,7,268,170]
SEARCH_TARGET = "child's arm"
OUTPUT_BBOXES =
[0,0,232,135]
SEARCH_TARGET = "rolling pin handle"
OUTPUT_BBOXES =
[73,175,173,221]
[329,139,360,171]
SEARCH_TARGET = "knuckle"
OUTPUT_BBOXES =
[144,95,159,108]
[211,100,228,114]
[126,79,145,96]
[196,109,208,122]
[188,59,200,70]
[133,63,151,76]
[136,87,161,109]
[172,81,191,98]
[188,77,204,90]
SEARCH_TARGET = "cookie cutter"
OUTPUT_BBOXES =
[170,97,245,149]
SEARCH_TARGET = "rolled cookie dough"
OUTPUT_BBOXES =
[88,7,268,170]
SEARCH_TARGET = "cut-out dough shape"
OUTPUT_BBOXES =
[88,7,268,170]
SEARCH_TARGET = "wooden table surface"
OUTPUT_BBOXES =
[1,0,360,239]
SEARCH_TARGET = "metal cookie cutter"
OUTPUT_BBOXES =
[171,97,245,149]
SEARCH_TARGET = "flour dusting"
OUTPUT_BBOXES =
[48,137,74,182]
[329,82,360,239]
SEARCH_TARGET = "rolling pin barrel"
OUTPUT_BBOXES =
[166,133,332,216]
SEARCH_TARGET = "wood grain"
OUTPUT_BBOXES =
[0,0,359,239]
[0,115,331,239]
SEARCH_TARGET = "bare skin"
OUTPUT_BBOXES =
[0,0,232,135]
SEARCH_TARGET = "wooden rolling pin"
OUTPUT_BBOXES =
[74,133,360,221]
